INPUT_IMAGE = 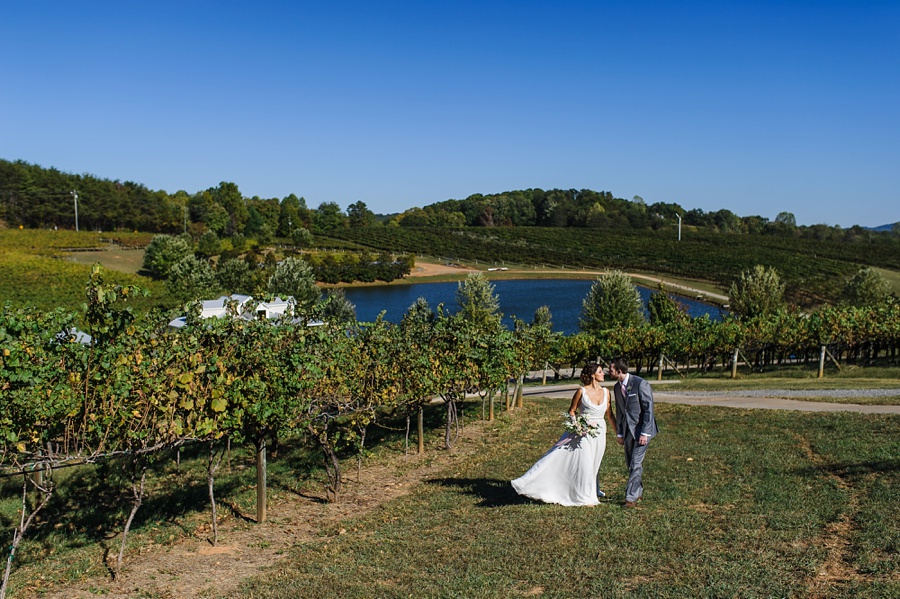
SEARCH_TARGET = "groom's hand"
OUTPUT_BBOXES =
[616,436,624,446]
[638,434,649,446]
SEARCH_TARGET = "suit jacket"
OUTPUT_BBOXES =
[615,374,659,441]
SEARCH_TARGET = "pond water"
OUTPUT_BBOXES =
[342,279,726,335]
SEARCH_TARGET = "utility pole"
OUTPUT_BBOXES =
[70,190,79,232]
[676,213,682,242]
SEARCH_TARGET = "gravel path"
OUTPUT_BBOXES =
[519,383,900,414]
[659,388,900,399]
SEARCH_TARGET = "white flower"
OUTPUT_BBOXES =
[561,413,602,438]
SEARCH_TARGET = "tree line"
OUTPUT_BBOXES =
[142,233,414,303]
[3,159,897,244]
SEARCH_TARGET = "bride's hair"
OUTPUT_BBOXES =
[580,362,600,385]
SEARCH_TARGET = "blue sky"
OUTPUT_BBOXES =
[2,1,897,228]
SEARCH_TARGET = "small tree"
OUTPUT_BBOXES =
[166,255,219,302]
[398,299,440,453]
[320,288,357,323]
[727,265,786,320]
[267,257,320,311]
[841,267,891,307]
[455,272,502,330]
[196,231,221,258]
[579,270,644,334]
[142,234,193,279]
[291,227,312,248]
[647,287,688,326]
[216,258,252,294]
[775,211,797,227]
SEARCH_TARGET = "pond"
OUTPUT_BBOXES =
[342,279,726,335]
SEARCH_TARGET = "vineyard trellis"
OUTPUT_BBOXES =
[2,267,899,593]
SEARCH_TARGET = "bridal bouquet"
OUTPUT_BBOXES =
[562,413,602,438]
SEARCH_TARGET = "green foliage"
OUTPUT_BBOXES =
[143,234,193,279]
[727,265,786,320]
[267,257,320,310]
[0,305,82,463]
[647,288,689,326]
[302,251,411,285]
[320,288,357,324]
[347,201,377,228]
[216,258,253,294]
[841,266,891,307]
[0,242,166,313]
[512,308,561,376]
[312,201,347,232]
[196,231,221,258]
[291,227,312,247]
[775,211,797,227]
[277,194,307,236]
[455,272,502,331]
[166,255,220,302]
[579,270,644,334]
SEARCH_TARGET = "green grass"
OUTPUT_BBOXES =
[2,396,898,597]
[66,248,147,275]
[231,399,900,598]
[0,230,168,312]
[872,267,900,295]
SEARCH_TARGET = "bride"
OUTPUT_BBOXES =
[511,363,617,506]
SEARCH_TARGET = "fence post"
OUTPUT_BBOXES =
[257,439,267,523]
[818,345,826,379]
[516,374,524,408]
[731,347,740,379]
[657,352,664,381]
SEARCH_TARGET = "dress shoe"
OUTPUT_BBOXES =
[623,500,637,509]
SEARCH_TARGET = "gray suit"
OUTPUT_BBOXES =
[614,374,659,503]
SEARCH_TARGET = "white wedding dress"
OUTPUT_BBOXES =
[511,386,608,506]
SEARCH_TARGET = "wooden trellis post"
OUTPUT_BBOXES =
[818,345,826,379]
[731,347,740,379]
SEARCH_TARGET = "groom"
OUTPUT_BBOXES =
[610,358,659,508]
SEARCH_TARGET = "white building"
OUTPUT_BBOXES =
[168,295,323,328]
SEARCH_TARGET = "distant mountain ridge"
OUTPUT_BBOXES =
[868,222,898,232]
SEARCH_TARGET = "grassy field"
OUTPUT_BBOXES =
[227,398,899,599]
[2,393,898,598]
[873,266,900,295]
[65,247,146,275]
[0,229,167,313]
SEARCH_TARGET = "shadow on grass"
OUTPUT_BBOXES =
[426,477,527,507]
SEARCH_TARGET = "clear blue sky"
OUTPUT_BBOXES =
[2,1,897,228]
